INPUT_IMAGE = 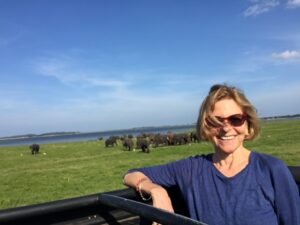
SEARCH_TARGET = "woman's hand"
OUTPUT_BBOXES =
[150,186,174,225]
[150,186,174,213]
[123,172,174,225]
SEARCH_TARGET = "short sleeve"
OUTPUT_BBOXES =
[128,156,197,188]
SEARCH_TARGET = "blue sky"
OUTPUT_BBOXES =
[0,0,300,137]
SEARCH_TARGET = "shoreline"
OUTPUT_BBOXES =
[0,124,195,141]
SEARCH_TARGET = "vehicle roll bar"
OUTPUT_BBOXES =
[99,193,207,225]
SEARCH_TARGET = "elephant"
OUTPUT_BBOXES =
[29,144,40,155]
[167,133,191,145]
[153,134,169,147]
[105,136,118,147]
[122,138,134,151]
[190,131,200,143]
[136,137,150,153]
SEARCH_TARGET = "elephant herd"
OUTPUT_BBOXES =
[26,132,199,156]
[104,131,200,153]
[105,135,150,153]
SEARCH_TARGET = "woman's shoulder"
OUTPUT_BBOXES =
[251,151,287,173]
[252,151,281,162]
[171,153,213,168]
[167,154,213,177]
[180,153,214,169]
[185,153,213,163]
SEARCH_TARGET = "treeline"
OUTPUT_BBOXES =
[1,131,79,140]
[262,114,300,120]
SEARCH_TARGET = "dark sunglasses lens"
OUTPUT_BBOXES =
[228,115,246,126]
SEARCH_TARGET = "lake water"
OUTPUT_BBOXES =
[0,125,195,147]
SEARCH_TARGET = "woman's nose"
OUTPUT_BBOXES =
[221,121,232,131]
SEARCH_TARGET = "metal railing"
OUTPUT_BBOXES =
[99,193,207,225]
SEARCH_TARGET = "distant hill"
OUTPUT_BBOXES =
[261,114,300,120]
[0,131,80,140]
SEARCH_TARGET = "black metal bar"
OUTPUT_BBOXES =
[98,193,208,225]
[289,166,300,184]
[0,188,136,224]
[0,194,100,223]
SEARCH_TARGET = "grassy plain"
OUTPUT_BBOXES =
[0,119,299,210]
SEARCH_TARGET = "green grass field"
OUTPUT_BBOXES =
[0,119,299,210]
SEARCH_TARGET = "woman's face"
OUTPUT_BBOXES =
[209,98,248,154]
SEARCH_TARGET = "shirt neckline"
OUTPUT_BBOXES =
[208,151,254,180]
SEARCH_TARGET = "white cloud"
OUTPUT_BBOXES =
[33,56,129,89]
[244,0,279,17]
[271,50,300,59]
[266,33,300,48]
[287,0,300,8]
[244,0,300,16]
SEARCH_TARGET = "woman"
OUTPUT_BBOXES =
[123,84,300,225]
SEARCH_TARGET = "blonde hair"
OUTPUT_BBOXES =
[196,84,260,141]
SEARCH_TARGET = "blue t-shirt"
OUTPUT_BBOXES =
[130,152,300,225]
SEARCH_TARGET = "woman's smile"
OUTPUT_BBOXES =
[218,135,237,140]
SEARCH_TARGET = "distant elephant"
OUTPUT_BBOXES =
[167,133,191,145]
[29,144,40,155]
[136,137,150,153]
[122,138,134,151]
[180,133,192,145]
[153,134,169,147]
[105,136,118,147]
[190,131,200,143]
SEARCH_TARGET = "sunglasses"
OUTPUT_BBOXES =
[206,114,248,128]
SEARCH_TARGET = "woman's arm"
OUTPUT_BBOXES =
[123,171,174,213]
